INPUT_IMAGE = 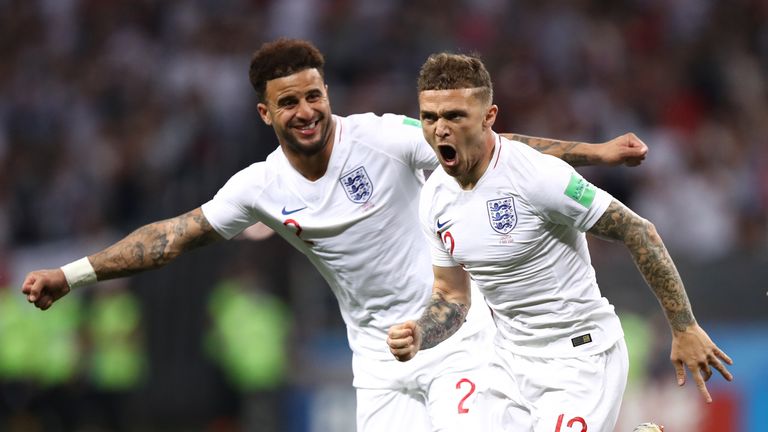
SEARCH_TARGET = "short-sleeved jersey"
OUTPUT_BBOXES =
[419,134,623,358]
[202,113,490,360]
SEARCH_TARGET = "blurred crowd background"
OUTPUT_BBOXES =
[1,0,766,431]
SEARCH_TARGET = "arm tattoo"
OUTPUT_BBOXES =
[417,292,469,350]
[589,201,696,332]
[501,134,595,166]
[90,208,221,281]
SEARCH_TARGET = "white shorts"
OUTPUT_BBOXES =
[477,339,628,432]
[354,325,494,432]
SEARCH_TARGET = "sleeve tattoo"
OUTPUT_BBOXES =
[90,208,221,280]
[588,200,696,332]
[502,134,593,166]
[417,292,469,350]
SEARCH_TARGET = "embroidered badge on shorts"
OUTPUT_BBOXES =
[486,197,517,234]
[339,166,373,204]
[564,173,596,208]
[571,333,592,347]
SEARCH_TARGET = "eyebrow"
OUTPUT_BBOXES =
[275,88,323,106]
[420,109,468,118]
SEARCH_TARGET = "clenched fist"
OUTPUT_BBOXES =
[387,320,421,362]
[21,269,71,310]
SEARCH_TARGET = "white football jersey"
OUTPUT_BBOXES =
[420,134,624,357]
[202,113,490,360]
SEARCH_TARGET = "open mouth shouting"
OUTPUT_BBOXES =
[438,144,458,167]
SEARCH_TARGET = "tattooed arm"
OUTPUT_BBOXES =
[501,132,648,167]
[22,207,222,310]
[589,200,733,402]
[387,265,470,362]
[89,207,221,279]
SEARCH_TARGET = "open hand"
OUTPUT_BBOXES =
[670,323,734,403]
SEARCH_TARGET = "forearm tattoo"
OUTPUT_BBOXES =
[417,292,469,350]
[503,134,593,166]
[90,209,220,280]
[589,201,696,332]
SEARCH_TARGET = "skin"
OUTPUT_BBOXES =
[505,132,647,167]
[418,87,498,189]
[257,68,335,181]
[388,86,732,403]
[22,208,221,310]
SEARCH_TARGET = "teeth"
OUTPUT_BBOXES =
[299,121,317,130]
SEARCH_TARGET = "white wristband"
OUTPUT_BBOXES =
[60,257,97,289]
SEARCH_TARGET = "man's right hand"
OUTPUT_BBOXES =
[387,320,421,362]
[21,269,71,310]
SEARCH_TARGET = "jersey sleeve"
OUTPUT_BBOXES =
[525,155,613,231]
[419,178,460,267]
[201,165,265,240]
[349,113,438,170]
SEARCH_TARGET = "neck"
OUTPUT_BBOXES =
[283,120,336,181]
[457,130,496,190]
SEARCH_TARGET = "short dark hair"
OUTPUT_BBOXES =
[249,38,325,102]
[417,53,493,104]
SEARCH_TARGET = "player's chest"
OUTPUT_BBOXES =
[262,158,413,245]
[432,189,547,266]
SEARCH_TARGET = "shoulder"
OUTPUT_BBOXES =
[343,112,420,128]
[419,168,453,208]
[218,158,277,200]
[341,113,422,141]
[499,136,574,185]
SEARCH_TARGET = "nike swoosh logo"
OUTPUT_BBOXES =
[281,206,307,215]
[436,219,451,229]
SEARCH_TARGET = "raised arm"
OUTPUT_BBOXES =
[501,132,648,167]
[22,207,222,310]
[387,265,470,362]
[588,200,733,402]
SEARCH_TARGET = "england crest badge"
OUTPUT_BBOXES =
[486,197,517,234]
[339,166,373,204]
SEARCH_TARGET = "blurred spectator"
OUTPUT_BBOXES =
[80,280,146,432]
[0,284,82,431]
[205,274,291,432]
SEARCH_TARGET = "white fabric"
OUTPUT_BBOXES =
[202,112,492,363]
[355,326,494,432]
[478,339,629,432]
[60,257,97,289]
[419,134,623,358]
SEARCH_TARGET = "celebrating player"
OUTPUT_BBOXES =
[21,39,647,431]
[387,52,733,431]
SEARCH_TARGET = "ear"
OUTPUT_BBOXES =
[257,103,272,126]
[483,105,498,130]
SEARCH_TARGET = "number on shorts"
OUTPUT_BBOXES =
[554,413,587,432]
[455,378,475,414]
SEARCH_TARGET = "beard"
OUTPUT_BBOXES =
[279,114,332,157]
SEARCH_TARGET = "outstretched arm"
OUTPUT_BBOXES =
[588,200,733,402]
[22,207,222,310]
[501,132,648,167]
[387,265,470,362]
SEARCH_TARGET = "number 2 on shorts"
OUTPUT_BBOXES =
[455,378,475,414]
